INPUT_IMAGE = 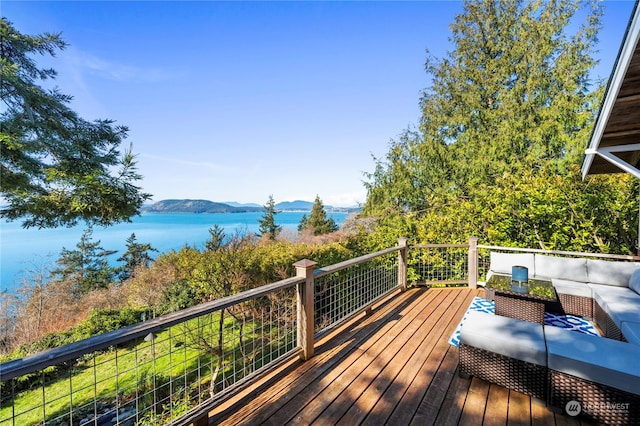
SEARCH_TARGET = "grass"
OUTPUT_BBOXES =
[1,308,297,426]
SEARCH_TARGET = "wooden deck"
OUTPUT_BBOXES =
[207,287,597,425]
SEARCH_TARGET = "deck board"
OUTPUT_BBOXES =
[338,289,466,426]
[483,385,509,426]
[207,287,599,426]
[284,290,436,425]
[434,348,473,425]
[408,290,477,426]
[285,288,455,425]
[507,389,531,426]
[459,377,490,424]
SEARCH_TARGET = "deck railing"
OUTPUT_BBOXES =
[475,243,640,284]
[410,242,475,287]
[0,276,302,426]
[0,241,410,426]
[2,237,638,425]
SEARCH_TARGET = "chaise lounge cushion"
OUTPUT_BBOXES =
[551,278,593,298]
[590,284,640,327]
[460,311,546,366]
[587,259,640,287]
[545,325,640,396]
[608,305,640,330]
[535,255,588,282]
[621,322,640,346]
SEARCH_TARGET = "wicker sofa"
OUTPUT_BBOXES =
[545,325,640,424]
[484,251,640,344]
[459,311,547,401]
[474,251,640,423]
[460,310,640,424]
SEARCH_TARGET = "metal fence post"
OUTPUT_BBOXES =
[294,259,317,360]
[468,236,478,288]
[398,238,409,291]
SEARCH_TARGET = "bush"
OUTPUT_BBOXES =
[73,307,150,340]
[158,280,199,314]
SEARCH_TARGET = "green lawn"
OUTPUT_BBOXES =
[1,310,296,425]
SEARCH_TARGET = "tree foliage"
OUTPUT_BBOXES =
[205,224,227,251]
[258,195,282,240]
[51,226,115,295]
[298,195,338,235]
[116,233,158,281]
[363,0,637,254]
[0,18,150,228]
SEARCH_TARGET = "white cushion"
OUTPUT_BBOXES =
[460,311,546,366]
[552,279,592,298]
[608,305,640,329]
[587,259,640,287]
[630,269,640,295]
[545,325,640,395]
[621,322,640,346]
[590,284,640,327]
[590,283,636,302]
[489,252,535,276]
[535,255,587,282]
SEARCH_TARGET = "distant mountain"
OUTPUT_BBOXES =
[146,199,264,213]
[224,201,263,208]
[144,199,361,213]
[275,200,314,211]
[275,200,361,213]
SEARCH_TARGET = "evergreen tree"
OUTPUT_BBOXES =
[361,0,639,253]
[297,214,308,233]
[116,233,157,281]
[0,18,150,228]
[258,195,282,240]
[51,226,115,295]
[299,196,338,235]
[364,0,603,215]
[205,224,227,251]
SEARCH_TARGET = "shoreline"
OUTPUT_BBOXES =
[0,211,349,293]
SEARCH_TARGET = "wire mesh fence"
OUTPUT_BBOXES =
[8,240,638,425]
[0,242,416,425]
[0,284,298,426]
[313,250,399,334]
[409,244,470,287]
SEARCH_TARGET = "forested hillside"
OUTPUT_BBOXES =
[146,199,264,213]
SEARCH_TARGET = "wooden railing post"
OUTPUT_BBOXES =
[294,259,317,360]
[468,236,478,289]
[398,237,408,291]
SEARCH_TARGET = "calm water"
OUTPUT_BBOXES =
[0,211,348,293]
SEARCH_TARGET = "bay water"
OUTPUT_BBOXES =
[0,211,348,293]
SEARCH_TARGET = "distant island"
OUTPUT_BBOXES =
[145,200,263,213]
[144,199,361,214]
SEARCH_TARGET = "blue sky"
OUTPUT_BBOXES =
[2,1,636,207]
